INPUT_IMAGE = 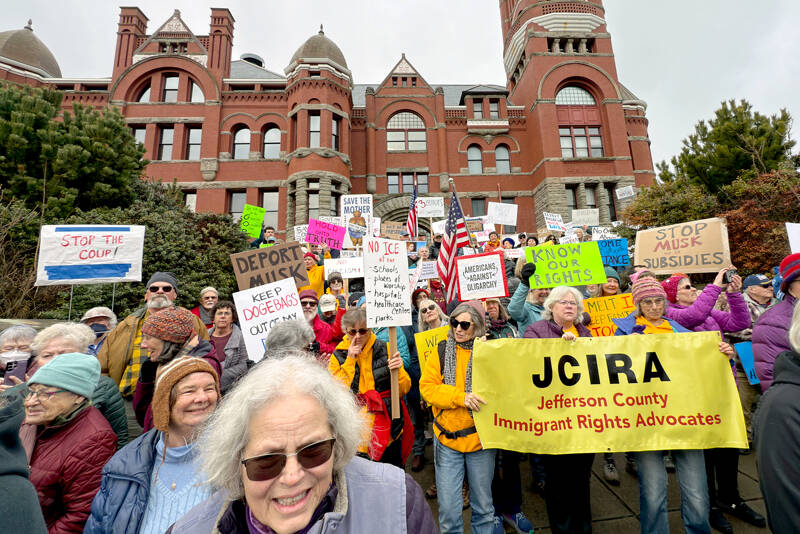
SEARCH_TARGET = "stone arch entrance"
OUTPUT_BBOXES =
[374,195,432,237]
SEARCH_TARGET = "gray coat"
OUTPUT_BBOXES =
[208,324,248,393]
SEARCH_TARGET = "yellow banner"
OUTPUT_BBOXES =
[415,326,449,369]
[472,332,747,454]
[584,294,636,336]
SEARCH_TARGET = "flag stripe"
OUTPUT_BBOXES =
[436,191,470,303]
[406,184,418,238]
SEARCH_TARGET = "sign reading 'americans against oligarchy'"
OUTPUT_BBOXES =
[455,251,508,300]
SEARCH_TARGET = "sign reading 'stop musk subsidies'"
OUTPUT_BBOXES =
[471,332,748,454]
[239,204,266,238]
[230,242,309,291]
[233,278,303,361]
[633,217,731,274]
[455,252,508,300]
[306,219,347,250]
[524,242,607,288]
[364,238,412,328]
[36,225,146,286]
[596,238,630,267]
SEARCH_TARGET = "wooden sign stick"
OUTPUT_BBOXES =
[389,326,400,419]
[343,278,349,305]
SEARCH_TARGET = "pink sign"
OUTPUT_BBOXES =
[306,219,347,250]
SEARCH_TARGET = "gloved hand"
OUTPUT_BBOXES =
[138,359,159,384]
[518,263,536,286]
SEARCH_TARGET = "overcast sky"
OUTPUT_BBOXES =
[6,0,799,166]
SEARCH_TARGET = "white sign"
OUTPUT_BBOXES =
[418,260,438,280]
[364,238,412,328]
[488,202,518,226]
[432,219,447,235]
[786,223,800,253]
[416,197,445,218]
[592,227,621,241]
[543,212,566,232]
[560,234,580,244]
[571,208,600,227]
[324,257,364,279]
[35,225,146,286]
[504,248,525,259]
[340,195,373,248]
[292,225,308,243]
[616,185,635,200]
[455,251,508,301]
[233,278,303,361]
[372,217,381,237]
[473,230,491,243]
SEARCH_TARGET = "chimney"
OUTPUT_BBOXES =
[113,7,148,80]
[207,8,235,80]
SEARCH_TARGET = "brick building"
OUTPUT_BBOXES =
[0,1,654,240]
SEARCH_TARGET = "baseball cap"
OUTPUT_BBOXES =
[319,294,337,313]
[742,274,771,290]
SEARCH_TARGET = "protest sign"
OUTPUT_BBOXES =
[616,185,635,200]
[596,238,630,267]
[36,225,146,286]
[571,208,600,227]
[584,294,636,336]
[306,219,347,250]
[524,242,607,288]
[418,260,438,280]
[240,204,266,238]
[416,197,445,217]
[543,212,566,232]
[488,202,518,226]
[233,278,303,361]
[339,249,360,258]
[431,219,446,235]
[230,242,309,291]
[466,218,484,232]
[591,227,621,241]
[292,225,308,243]
[363,238,412,328]
[381,221,406,240]
[471,332,748,453]
[473,230,491,243]
[559,234,580,245]
[372,217,381,237]
[786,222,800,253]
[633,217,731,274]
[324,257,363,279]
[461,247,478,255]
[504,248,525,260]
[406,241,427,256]
[341,194,373,247]
[455,252,508,300]
[733,342,760,386]
[415,326,449,369]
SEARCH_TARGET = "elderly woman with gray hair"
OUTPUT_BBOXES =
[168,354,436,533]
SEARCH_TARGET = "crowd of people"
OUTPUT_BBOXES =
[1,226,799,534]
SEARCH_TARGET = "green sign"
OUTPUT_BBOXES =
[524,242,607,288]
[240,204,266,238]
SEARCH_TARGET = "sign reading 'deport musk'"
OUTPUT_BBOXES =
[634,217,731,275]
[230,242,309,291]
[364,237,412,328]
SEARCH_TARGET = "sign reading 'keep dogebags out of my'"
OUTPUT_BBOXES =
[230,242,309,291]
[634,217,731,274]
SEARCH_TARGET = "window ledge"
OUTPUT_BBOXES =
[387,150,428,154]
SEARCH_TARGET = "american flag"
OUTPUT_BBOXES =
[436,191,470,302]
[406,182,418,238]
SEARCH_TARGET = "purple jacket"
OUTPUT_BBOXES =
[753,294,796,392]
[523,319,592,339]
[665,284,751,334]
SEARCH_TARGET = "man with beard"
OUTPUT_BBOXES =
[300,290,341,358]
[190,286,218,329]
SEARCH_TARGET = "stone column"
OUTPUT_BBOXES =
[295,178,308,224]
[576,183,586,209]
[597,183,610,224]
[319,175,333,217]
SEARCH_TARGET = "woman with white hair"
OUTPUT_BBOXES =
[262,319,316,359]
[0,324,37,385]
[523,286,594,534]
[418,298,448,332]
[169,355,436,533]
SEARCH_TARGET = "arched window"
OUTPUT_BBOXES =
[467,145,483,174]
[232,127,250,160]
[495,145,510,174]
[387,111,426,151]
[263,126,281,158]
[136,84,151,103]
[556,85,603,158]
[555,86,596,105]
[190,81,204,103]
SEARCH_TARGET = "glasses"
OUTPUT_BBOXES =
[26,387,70,402]
[556,300,577,307]
[422,304,437,313]
[347,328,369,337]
[149,285,173,293]
[450,318,472,331]
[678,284,694,291]
[639,298,665,307]
[300,300,318,308]
[241,437,336,481]
[202,295,218,300]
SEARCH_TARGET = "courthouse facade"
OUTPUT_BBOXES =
[0,0,654,239]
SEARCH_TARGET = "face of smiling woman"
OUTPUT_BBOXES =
[241,393,335,534]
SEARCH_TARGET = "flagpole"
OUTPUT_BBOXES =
[448,178,478,249]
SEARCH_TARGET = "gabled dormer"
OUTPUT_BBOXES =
[378,54,432,94]
[131,10,208,67]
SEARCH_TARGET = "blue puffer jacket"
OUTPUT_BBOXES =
[83,429,159,534]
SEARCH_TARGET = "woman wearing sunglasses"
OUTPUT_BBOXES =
[328,308,412,467]
[418,298,448,332]
[169,355,437,533]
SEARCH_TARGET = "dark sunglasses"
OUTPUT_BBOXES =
[149,285,173,293]
[347,328,369,337]
[421,304,437,313]
[300,300,318,308]
[241,438,336,481]
[450,318,472,331]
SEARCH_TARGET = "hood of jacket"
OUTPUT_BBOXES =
[0,393,29,478]
[772,350,800,387]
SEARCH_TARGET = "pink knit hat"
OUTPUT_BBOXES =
[632,277,668,306]
[661,274,688,304]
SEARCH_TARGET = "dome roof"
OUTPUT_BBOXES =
[0,21,61,78]
[289,26,347,69]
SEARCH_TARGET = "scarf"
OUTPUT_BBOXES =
[489,317,507,331]
[245,483,338,534]
[442,338,475,396]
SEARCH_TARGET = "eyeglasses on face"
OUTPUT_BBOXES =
[149,285,173,293]
[422,304,437,313]
[26,387,70,402]
[449,318,472,331]
[639,298,665,307]
[556,299,577,307]
[300,300,318,308]
[678,284,694,291]
[202,295,218,300]
[346,328,369,337]
[241,437,336,481]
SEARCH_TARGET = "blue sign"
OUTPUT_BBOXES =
[596,238,629,267]
[733,341,760,385]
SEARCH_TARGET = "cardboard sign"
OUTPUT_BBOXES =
[571,208,600,227]
[415,326,449,369]
[230,242,309,290]
[466,219,484,232]
[432,219,447,235]
[364,238,412,328]
[35,225,146,286]
[543,212,566,232]
[240,204,266,238]
[488,202,518,226]
[591,227,621,241]
[324,257,363,279]
[306,219,347,250]
[584,294,636,336]
[733,341,760,385]
[418,260,438,280]
[381,221,406,240]
[416,197,445,218]
[455,251,508,300]
[233,278,303,361]
[633,217,731,275]
[292,225,308,243]
[616,185,635,199]
[786,222,800,253]
[597,238,630,267]
[524,242,607,288]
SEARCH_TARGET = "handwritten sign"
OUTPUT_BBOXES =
[240,204,266,238]
[418,260,438,280]
[416,197,445,218]
[488,202,518,226]
[616,185,635,199]
[524,242,607,288]
[584,294,636,336]
[466,219,484,232]
[341,194,373,248]
[432,219,446,235]
[372,217,382,237]
[381,221,406,240]
[786,222,800,253]
[324,257,363,279]
[559,234,580,244]
[543,212,566,232]
[455,251,508,300]
[633,217,731,275]
[415,326,448,369]
[35,225,146,286]
[571,208,599,227]
[233,278,303,361]
[364,238,412,328]
[733,341,760,385]
[292,225,308,243]
[230,242,309,291]
[591,227,621,241]
[306,219,347,250]
[504,248,525,259]
[596,238,630,267]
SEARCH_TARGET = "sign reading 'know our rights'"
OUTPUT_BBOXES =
[364,238,412,328]
[634,217,731,274]
[584,294,636,337]
[524,242,607,288]
[230,242,309,291]
[233,278,303,361]
[455,251,508,300]
[471,332,747,454]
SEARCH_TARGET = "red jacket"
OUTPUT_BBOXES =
[29,406,117,534]
[312,309,345,354]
